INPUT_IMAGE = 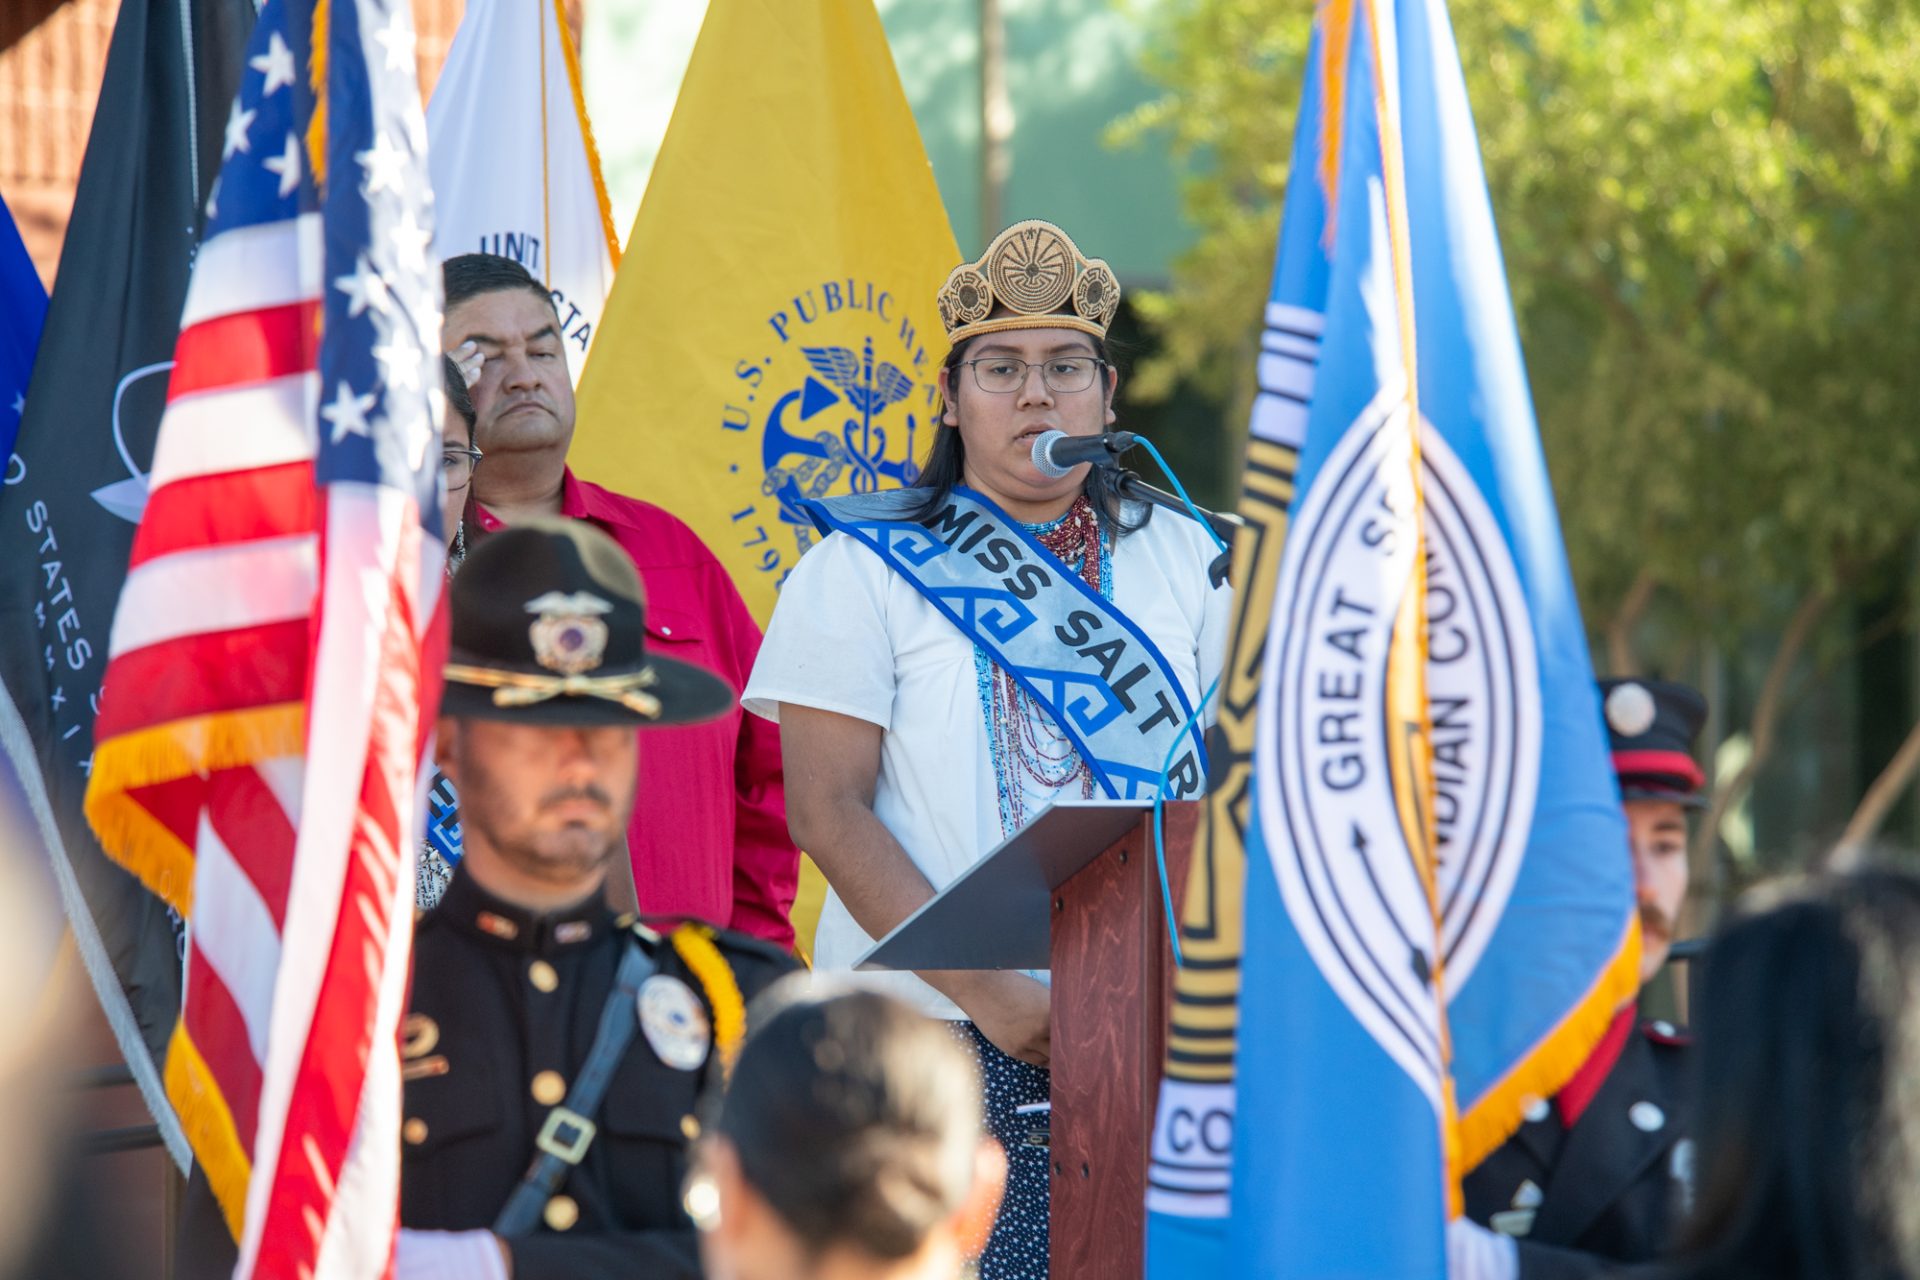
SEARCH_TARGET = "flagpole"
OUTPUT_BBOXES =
[538,0,553,288]
[1361,0,1462,1216]
[552,0,622,265]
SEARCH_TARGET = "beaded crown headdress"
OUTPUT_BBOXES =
[936,219,1121,345]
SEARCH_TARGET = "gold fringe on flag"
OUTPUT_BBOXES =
[1456,917,1643,1170]
[85,703,306,914]
[553,0,622,267]
[1315,0,1356,247]
[167,1024,253,1242]
[305,0,330,186]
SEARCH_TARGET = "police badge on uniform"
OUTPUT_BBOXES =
[525,590,613,675]
[638,974,712,1071]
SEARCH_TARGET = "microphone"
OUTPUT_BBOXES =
[1030,427,1242,582]
[1029,429,1139,479]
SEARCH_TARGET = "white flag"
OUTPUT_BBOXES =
[427,0,619,377]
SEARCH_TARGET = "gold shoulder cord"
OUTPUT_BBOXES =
[669,924,746,1079]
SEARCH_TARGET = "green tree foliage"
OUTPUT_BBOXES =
[1124,0,1920,872]
[1128,0,1920,620]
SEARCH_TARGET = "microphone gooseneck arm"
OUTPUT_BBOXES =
[1112,472,1240,587]
[1113,471,1242,542]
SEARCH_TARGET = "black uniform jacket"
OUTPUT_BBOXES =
[1462,1022,1692,1280]
[402,870,796,1279]
[172,870,796,1280]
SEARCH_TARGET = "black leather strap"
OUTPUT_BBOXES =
[493,937,657,1237]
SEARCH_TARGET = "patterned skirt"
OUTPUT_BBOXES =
[949,1021,1051,1279]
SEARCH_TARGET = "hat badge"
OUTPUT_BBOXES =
[525,591,613,676]
[1605,681,1658,738]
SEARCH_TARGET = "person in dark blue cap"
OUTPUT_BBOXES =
[1600,678,1709,985]
[1456,678,1709,1280]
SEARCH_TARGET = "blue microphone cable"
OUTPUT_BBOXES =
[1134,437,1230,556]
[1150,677,1219,970]
[1131,435,1231,965]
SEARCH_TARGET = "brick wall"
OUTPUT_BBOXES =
[0,0,115,284]
[0,0,470,288]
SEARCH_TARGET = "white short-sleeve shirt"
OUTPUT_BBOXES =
[743,506,1231,1019]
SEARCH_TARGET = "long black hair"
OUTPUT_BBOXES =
[1663,867,1920,1280]
[903,332,1149,534]
[441,354,476,436]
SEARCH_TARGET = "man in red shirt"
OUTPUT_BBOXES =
[440,252,798,947]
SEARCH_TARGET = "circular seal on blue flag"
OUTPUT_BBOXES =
[1256,402,1540,1097]
[638,974,711,1072]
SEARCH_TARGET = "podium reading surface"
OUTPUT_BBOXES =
[856,798,1200,1278]
[854,798,1153,972]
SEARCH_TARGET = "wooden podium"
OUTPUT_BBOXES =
[858,798,1198,1279]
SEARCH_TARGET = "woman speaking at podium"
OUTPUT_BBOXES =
[745,220,1228,1277]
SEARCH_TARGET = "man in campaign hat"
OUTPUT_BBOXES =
[394,518,795,1279]
[173,519,795,1280]
[1457,678,1709,1280]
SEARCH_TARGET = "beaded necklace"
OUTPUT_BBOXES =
[973,495,1114,834]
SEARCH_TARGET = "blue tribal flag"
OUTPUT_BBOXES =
[1216,0,1640,1273]
[0,184,54,1004]
[0,188,45,464]
[1141,13,1333,1275]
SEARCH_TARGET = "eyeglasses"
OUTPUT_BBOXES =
[442,444,483,490]
[959,356,1107,395]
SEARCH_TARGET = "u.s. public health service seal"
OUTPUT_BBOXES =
[715,279,940,588]
[1256,394,1540,1102]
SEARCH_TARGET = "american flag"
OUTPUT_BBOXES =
[85,0,445,1274]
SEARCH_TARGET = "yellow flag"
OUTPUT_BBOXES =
[571,0,960,624]
[572,0,959,950]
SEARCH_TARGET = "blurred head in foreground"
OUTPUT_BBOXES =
[689,986,1005,1280]
[1671,867,1920,1280]
[0,787,141,1280]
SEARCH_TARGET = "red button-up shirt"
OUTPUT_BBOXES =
[473,471,798,947]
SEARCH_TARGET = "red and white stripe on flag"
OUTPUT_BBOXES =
[87,197,327,1240]
[85,1,446,1275]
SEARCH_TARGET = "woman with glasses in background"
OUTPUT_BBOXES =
[744,221,1229,1277]
[417,354,484,908]
[441,351,484,572]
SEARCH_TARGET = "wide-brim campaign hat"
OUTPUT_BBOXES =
[1598,677,1708,808]
[441,518,734,728]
